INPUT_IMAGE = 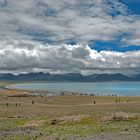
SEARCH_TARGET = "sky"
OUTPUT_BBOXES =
[0,0,140,75]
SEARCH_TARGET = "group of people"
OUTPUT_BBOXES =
[116,99,132,103]
[5,96,35,107]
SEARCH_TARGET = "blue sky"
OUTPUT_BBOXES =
[0,0,140,75]
[122,0,140,15]
[90,41,140,52]
[91,0,140,52]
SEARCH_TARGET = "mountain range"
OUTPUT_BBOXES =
[0,73,140,82]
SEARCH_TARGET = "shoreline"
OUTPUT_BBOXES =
[2,82,140,97]
[0,82,140,139]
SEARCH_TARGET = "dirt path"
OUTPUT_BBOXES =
[36,102,137,107]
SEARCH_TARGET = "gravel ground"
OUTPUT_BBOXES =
[54,133,140,140]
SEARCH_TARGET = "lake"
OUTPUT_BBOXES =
[0,85,5,91]
[12,82,140,96]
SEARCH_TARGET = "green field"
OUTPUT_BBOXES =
[0,84,140,140]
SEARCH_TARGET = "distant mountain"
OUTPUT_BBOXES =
[132,74,140,81]
[0,73,140,82]
[85,73,130,82]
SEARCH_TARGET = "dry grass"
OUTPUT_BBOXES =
[0,84,140,139]
[0,89,140,118]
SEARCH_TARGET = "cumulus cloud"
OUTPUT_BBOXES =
[0,41,140,75]
[0,0,140,74]
[0,0,140,45]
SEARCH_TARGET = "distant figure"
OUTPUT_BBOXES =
[127,99,129,103]
[94,101,96,104]
[16,103,18,107]
[6,103,9,107]
[130,99,131,102]
[116,100,118,103]
[61,92,64,96]
[4,96,8,100]
[119,99,120,102]
[32,100,34,104]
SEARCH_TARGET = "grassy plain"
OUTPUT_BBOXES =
[0,82,140,140]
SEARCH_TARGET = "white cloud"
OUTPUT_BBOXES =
[0,41,140,74]
[0,0,140,74]
[0,0,140,45]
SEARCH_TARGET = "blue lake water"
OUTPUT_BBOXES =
[0,88,3,91]
[12,82,140,96]
[0,86,4,91]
